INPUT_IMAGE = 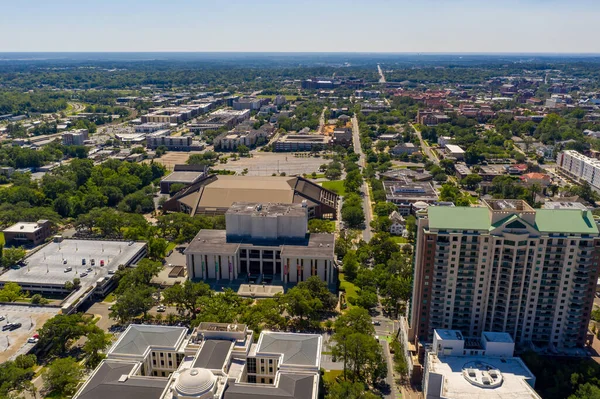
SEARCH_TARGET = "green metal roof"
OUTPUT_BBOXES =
[534,209,599,234]
[428,206,490,231]
[428,206,599,235]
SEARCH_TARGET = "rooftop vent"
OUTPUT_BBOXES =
[118,375,129,383]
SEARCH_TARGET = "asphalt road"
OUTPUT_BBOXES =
[352,115,373,243]
[411,123,439,165]
[380,339,398,399]
[378,64,386,84]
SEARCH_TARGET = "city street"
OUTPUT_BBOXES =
[411,123,439,165]
[352,115,374,242]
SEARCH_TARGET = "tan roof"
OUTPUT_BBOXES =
[198,176,295,209]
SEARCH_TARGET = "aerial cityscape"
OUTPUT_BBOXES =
[2,2,600,399]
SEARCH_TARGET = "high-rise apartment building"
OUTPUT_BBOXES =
[557,150,600,190]
[410,199,600,349]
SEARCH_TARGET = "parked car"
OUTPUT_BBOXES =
[28,335,39,344]
[157,305,166,312]
[372,321,381,326]
[2,324,12,331]
[108,270,115,275]
[63,259,67,264]
[64,267,72,272]
[9,323,22,331]
[86,268,93,273]
[80,272,88,277]
[100,260,105,267]
[0,315,4,321]
[91,259,95,266]
[82,259,86,265]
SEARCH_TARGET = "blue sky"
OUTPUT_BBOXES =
[1,0,599,53]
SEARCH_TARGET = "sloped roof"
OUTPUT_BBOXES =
[224,373,316,399]
[76,360,168,399]
[109,325,187,356]
[535,209,599,234]
[192,339,233,370]
[428,206,490,231]
[257,332,320,367]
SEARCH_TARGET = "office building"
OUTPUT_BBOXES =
[232,97,263,111]
[62,129,89,146]
[557,150,600,191]
[185,202,336,286]
[189,109,251,134]
[146,131,202,151]
[135,122,170,133]
[273,134,331,152]
[3,220,52,246]
[383,179,439,216]
[423,329,539,399]
[410,199,600,349]
[160,165,208,194]
[74,323,322,399]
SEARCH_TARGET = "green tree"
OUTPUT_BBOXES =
[42,357,83,397]
[326,381,379,399]
[162,280,212,318]
[38,314,89,356]
[83,327,113,368]
[111,285,156,323]
[147,237,169,260]
[460,174,483,190]
[237,144,250,156]
[0,282,21,302]
[1,247,26,269]
[342,206,365,228]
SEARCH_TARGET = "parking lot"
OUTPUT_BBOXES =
[147,151,205,170]
[0,304,59,362]
[223,152,330,176]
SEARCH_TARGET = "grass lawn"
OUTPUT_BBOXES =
[390,236,408,244]
[103,293,116,303]
[339,273,359,309]
[166,242,177,253]
[323,369,343,384]
[466,195,479,204]
[321,180,346,196]
[310,173,326,179]
[0,232,4,246]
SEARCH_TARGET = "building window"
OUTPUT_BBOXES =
[248,375,256,383]
[247,358,257,374]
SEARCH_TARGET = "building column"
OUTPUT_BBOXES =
[259,250,263,276]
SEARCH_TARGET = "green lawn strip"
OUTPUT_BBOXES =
[321,180,346,196]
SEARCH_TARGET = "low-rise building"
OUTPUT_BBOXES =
[389,211,406,236]
[146,131,202,151]
[189,109,251,134]
[74,323,323,399]
[135,122,170,133]
[332,128,353,147]
[444,144,465,160]
[233,97,263,111]
[391,142,419,155]
[185,202,336,286]
[273,134,331,152]
[383,179,439,216]
[3,220,52,246]
[519,172,552,187]
[437,136,452,148]
[423,329,538,399]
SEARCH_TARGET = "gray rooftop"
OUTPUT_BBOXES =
[185,230,334,259]
[257,332,321,367]
[3,221,48,233]
[161,171,205,184]
[0,240,146,288]
[76,360,168,399]
[224,373,317,399]
[192,339,233,370]
[109,325,187,356]
[227,202,307,218]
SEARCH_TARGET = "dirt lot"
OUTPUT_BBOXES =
[223,152,330,176]
[0,304,59,362]
[145,151,205,171]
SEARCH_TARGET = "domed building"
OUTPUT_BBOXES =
[173,368,217,399]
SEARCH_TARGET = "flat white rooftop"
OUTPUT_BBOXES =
[427,354,539,399]
[482,332,514,343]
[0,240,146,288]
[4,222,45,234]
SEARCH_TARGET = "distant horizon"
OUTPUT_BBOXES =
[2,1,600,53]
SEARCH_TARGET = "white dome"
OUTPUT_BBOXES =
[174,368,216,398]
[413,201,429,208]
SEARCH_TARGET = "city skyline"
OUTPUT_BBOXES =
[2,0,600,53]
